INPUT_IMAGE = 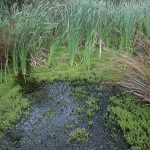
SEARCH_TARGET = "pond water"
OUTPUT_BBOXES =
[0,81,128,150]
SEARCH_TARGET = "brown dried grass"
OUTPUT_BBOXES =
[115,39,150,102]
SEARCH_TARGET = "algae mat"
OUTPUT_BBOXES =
[0,81,128,150]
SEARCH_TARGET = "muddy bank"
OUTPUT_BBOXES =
[0,81,128,150]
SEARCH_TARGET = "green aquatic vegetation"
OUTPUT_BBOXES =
[72,86,88,100]
[42,109,55,119]
[86,109,96,118]
[98,92,102,98]
[72,87,87,95]
[88,120,94,127]
[31,120,37,125]
[106,141,116,150]
[110,131,118,141]
[85,97,99,118]
[38,116,42,122]
[76,107,83,115]
[63,122,72,131]
[73,93,87,100]
[47,133,56,139]
[0,76,29,137]
[72,85,101,120]
[85,97,99,109]
[66,128,89,145]
[105,93,150,150]
[75,120,79,127]
[99,85,103,92]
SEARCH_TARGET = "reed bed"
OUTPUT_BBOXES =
[0,0,150,77]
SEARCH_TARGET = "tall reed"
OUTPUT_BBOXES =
[0,0,149,75]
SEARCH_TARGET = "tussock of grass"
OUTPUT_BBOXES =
[113,48,150,102]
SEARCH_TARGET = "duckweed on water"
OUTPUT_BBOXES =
[66,128,89,145]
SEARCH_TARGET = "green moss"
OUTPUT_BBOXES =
[29,50,120,82]
[76,107,84,115]
[98,92,102,98]
[85,97,99,109]
[47,133,56,139]
[105,93,150,150]
[72,87,88,100]
[66,128,89,145]
[72,86,88,100]
[72,83,101,122]
[85,97,99,118]
[75,120,79,127]
[0,76,30,137]
[63,122,72,131]
[72,87,87,95]
[99,85,103,92]
[86,109,95,118]
[88,120,94,127]
[42,108,55,119]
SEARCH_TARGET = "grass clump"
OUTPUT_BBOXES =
[66,128,89,145]
[0,76,30,137]
[114,47,150,102]
[105,93,150,150]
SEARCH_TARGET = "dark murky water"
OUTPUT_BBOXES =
[0,81,128,150]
